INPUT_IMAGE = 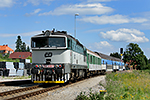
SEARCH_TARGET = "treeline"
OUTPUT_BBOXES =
[110,43,150,70]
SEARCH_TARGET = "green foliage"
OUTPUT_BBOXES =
[15,35,22,52]
[76,92,89,100]
[0,53,19,62]
[0,53,3,58]
[26,46,30,52]
[123,43,148,70]
[15,35,30,52]
[26,56,32,63]
[148,59,150,64]
[21,42,26,52]
[76,90,105,100]
[110,52,121,59]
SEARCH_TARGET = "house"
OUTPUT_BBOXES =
[9,52,32,60]
[0,45,14,56]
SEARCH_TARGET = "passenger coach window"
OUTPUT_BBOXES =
[90,56,92,64]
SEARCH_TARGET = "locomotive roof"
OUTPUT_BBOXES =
[87,49,101,58]
[95,52,121,62]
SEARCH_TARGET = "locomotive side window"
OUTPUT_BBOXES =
[67,39,72,49]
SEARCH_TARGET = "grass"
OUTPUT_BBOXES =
[1,75,31,79]
[105,70,150,100]
[76,70,150,100]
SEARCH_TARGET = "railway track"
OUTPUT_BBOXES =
[0,83,5,86]
[0,74,104,100]
[6,85,60,100]
[0,80,32,86]
[0,85,40,96]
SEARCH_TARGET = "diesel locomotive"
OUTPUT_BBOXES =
[31,29,125,83]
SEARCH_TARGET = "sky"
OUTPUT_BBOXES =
[0,0,150,58]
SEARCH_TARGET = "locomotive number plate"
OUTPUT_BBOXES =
[43,65,54,68]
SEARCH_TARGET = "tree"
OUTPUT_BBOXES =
[123,43,148,70]
[26,46,30,52]
[15,35,30,52]
[147,59,150,64]
[21,42,26,52]
[15,35,22,52]
[110,52,121,59]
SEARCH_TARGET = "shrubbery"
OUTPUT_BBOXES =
[0,53,19,62]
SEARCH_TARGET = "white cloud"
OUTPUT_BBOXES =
[21,31,42,36]
[79,15,129,24]
[94,41,112,49]
[0,0,14,7]
[0,31,41,37]
[24,0,53,6]
[79,14,148,24]
[39,3,114,16]
[88,41,113,54]
[87,0,115,2]
[100,28,149,43]
[131,18,148,23]
[25,9,42,16]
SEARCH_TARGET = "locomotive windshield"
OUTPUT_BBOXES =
[31,37,66,48]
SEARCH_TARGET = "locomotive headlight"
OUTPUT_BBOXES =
[59,65,61,68]
[36,65,38,67]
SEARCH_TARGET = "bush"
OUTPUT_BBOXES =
[76,90,105,100]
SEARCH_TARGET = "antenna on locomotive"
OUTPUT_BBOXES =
[45,30,51,36]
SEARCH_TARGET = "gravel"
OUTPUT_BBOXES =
[28,75,106,100]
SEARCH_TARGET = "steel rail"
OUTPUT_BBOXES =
[0,85,39,96]
[6,85,60,100]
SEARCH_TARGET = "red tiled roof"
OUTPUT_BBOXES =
[0,45,14,53]
[9,52,32,59]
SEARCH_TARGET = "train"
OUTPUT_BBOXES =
[31,29,125,83]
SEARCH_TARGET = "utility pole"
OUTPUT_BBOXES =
[74,13,79,38]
